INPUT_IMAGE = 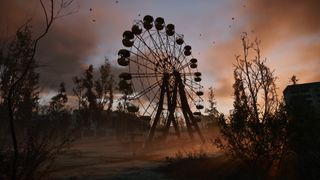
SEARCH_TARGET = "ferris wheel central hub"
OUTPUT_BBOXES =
[117,15,205,143]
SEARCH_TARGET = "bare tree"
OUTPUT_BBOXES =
[4,1,77,179]
[95,58,114,112]
[72,60,115,136]
[290,75,298,85]
[49,82,68,113]
[215,34,288,178]
[72,76,85,110]
[203,87,219,128]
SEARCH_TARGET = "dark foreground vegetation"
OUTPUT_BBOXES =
[159,154,296,180]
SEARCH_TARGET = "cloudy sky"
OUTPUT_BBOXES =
[1,0,319,113]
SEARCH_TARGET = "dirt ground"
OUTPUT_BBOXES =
[48,129,221,180]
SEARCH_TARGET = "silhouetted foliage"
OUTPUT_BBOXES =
[204,86,219,127]
[206,87,218,116]
[83,65,98,111]
[118,77,133,112]
[72,60,115,134]
[0,26,73,180]
[72,76,85,110]
[0,115,73,180]
[0,26,40,129]
[215,34,288,178]
[110,111,149,137]
[95,58,114,112]
[290,75,298,85]
[118,64,133,99]
[48,82,72,136]
[0,1,77,179]
[49,82,68,113]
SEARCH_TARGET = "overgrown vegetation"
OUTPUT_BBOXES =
[215,34,288,178]
[165,149,208,163]
[0,25,74,180]
[72,59,114,137]
[0,1,78,179]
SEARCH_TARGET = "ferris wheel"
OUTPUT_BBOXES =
[117,15,205,143]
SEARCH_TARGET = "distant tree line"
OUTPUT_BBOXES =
[71,59,115,136]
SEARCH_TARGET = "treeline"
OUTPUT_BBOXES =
[0,24,142,180]
[0,26,147,139]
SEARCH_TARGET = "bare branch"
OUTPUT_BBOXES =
[6,0,77,179]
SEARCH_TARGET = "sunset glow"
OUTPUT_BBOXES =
[1,0,319,113]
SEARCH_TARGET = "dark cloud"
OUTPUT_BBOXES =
[0,0,101,93]
[36,21,99,91]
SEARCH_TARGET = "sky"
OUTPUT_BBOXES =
[0,0,319,114]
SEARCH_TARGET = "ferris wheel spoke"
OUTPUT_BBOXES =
[131,72,162,75]
[129,78,148,114]
[133,31,155,63]
[166,35,173,60]
[179,72,195,76]
[184,78,204,89]
[184,88,198,107]
[142,87,160,116]
[147,30,167,59]
[172,34,177,63]
[176,47,193,70]
[133,64,153,111]
[128,58,158,72]
[143,52,159,106]
[183,84,204,102]
[136,34,163,63]
[129,48,158,67]
[132,75,163,78]
[134,36,159,63]
[184,83,203,91]
[177,60,191,71]
[132,32,158,106]
[176,43,184,62]
[131,72,163,78]
[134,82,158,101]
[176,53,188,70]
[129,79,162,100]
[185,86,204,102]
[171,45,183,67]
[157,31,169,56]
[131,46,164,74]
[172,37,180,67]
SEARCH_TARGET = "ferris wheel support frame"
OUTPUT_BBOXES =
[146,71,205,144]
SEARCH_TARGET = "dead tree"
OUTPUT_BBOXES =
[215,34,288,177]
[6,1,77,179]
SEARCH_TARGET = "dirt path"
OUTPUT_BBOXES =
[49,135,218,180]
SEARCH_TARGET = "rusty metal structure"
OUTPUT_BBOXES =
[117,15,205,143]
